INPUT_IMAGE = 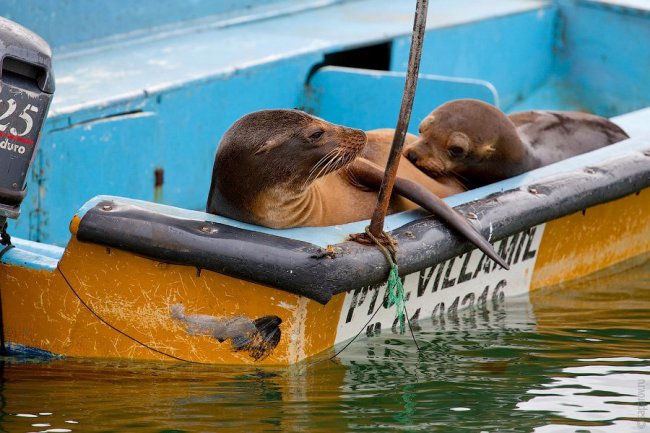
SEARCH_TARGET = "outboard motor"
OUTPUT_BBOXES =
[0,17,54,241]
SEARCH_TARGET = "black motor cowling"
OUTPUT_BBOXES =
[0,17,54,219]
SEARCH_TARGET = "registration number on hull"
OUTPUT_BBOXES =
[335,225,545,343]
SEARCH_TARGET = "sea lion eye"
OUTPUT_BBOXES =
[309,130,324,141]
[448,145,465,158]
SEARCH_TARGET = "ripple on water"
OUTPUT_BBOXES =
[0,257,649,432]
[517,360,650,425]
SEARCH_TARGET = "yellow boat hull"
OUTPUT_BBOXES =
[1,188,647,365]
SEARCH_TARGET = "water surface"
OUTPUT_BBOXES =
[2,258,649,433]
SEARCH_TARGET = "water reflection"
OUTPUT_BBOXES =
[0,258,647,432]
[518,361,649,429]
[518,257,650,432]
[0,358,352,433]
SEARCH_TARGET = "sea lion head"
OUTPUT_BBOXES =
[208,109,367,222]
[404,99,517,181]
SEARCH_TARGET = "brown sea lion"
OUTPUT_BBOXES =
[206,109,507,269]
[404,99,629,188]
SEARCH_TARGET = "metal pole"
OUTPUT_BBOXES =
[369,0,429,238]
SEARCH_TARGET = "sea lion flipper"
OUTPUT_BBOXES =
[392,176,509,270]
[350,159,509,270]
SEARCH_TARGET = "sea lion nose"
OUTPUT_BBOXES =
[358,129,368,146]
[351,127,366,139]
[405,146,419,163]
[342,126,367,147]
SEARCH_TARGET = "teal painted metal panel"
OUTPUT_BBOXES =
[0,0,547,54]
[0,239,63,271]
[37,112,160,245]
[556,0,650,117]
[0,0,340,51]
[392,7,557,112]
[42,0,545,121]
[503,78,592,113]
[11,238,63,261]
[304,67,497,133]
[0,247,59,271]
[582,0,650,16]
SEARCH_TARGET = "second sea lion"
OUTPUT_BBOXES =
[207,109,507,269]
[404,99,629,188]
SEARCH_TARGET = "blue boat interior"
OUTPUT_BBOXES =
[1,0,650,259]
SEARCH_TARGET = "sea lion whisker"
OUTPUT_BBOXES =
[304,149,339,187]
[317,147,341,168]
[318,149,351,180]
[340,149,358,169]
[308,149,338,176]
[305,161,331,188]
[306,144,358,187]
[304,151,340,189]
[315,151,342,179]
[335,147,358,169]
[307,157,330,183]
[310,148,339,173]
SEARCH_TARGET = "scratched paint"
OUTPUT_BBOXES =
[287,297,309,364]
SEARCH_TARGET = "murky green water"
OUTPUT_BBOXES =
[2,258,649,433]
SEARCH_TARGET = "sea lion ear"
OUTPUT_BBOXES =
[255,137,284,155]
